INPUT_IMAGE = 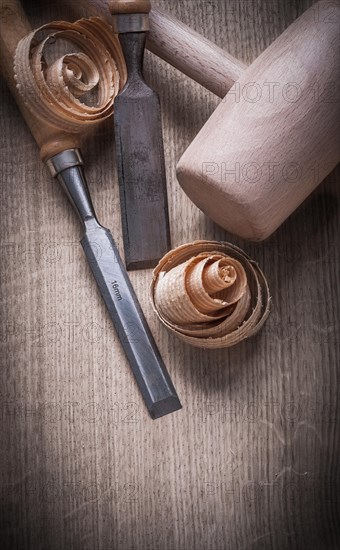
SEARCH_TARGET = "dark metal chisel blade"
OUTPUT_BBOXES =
[81,222,181,419]
[114,74,171,270]
[114,91,171,270]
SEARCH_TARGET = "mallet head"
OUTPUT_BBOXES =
[177,1,340,240]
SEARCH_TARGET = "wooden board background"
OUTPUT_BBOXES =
[0,1,339,549]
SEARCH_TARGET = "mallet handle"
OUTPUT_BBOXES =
[0,0,80,160]
[148,7,246,98]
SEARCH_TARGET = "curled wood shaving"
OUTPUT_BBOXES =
[151,241,271,349]
[13,17,126,134]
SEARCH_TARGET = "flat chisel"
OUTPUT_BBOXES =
[0,0,182,420]
[109,0,171,270]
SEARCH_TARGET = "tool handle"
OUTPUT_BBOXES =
[109,0,151,33]
[109,0,151,15]
[0,0,80,161]
[148,7,246,98]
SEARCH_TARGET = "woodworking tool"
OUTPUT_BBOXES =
[109,0,171,270]
[0,0,181,419]
[48,150,181,419]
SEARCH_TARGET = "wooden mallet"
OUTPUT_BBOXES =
[49,0,340,240]
[148,1,340,240]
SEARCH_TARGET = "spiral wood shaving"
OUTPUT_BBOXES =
[13,18,126,134]
[151,241,271,348]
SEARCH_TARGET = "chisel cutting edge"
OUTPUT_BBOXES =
[110,0,171,270]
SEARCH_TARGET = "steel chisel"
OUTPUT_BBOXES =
[48,151,181,419]
[109,0,171,270]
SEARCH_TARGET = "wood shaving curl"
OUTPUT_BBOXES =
[151,241,271,349]
[13,17,126,135]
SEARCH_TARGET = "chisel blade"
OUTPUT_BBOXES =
[81,221,181,419]
[114,33,171,271]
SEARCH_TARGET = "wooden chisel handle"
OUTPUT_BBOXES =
[109,0,151,33]
[0,0,80,161]
[109,0,151,14]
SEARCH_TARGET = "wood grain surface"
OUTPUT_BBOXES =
[0,1,339,549]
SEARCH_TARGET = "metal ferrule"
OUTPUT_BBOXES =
[46,148,83,178]
[46,149,98,228]
[112,14,149,33]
